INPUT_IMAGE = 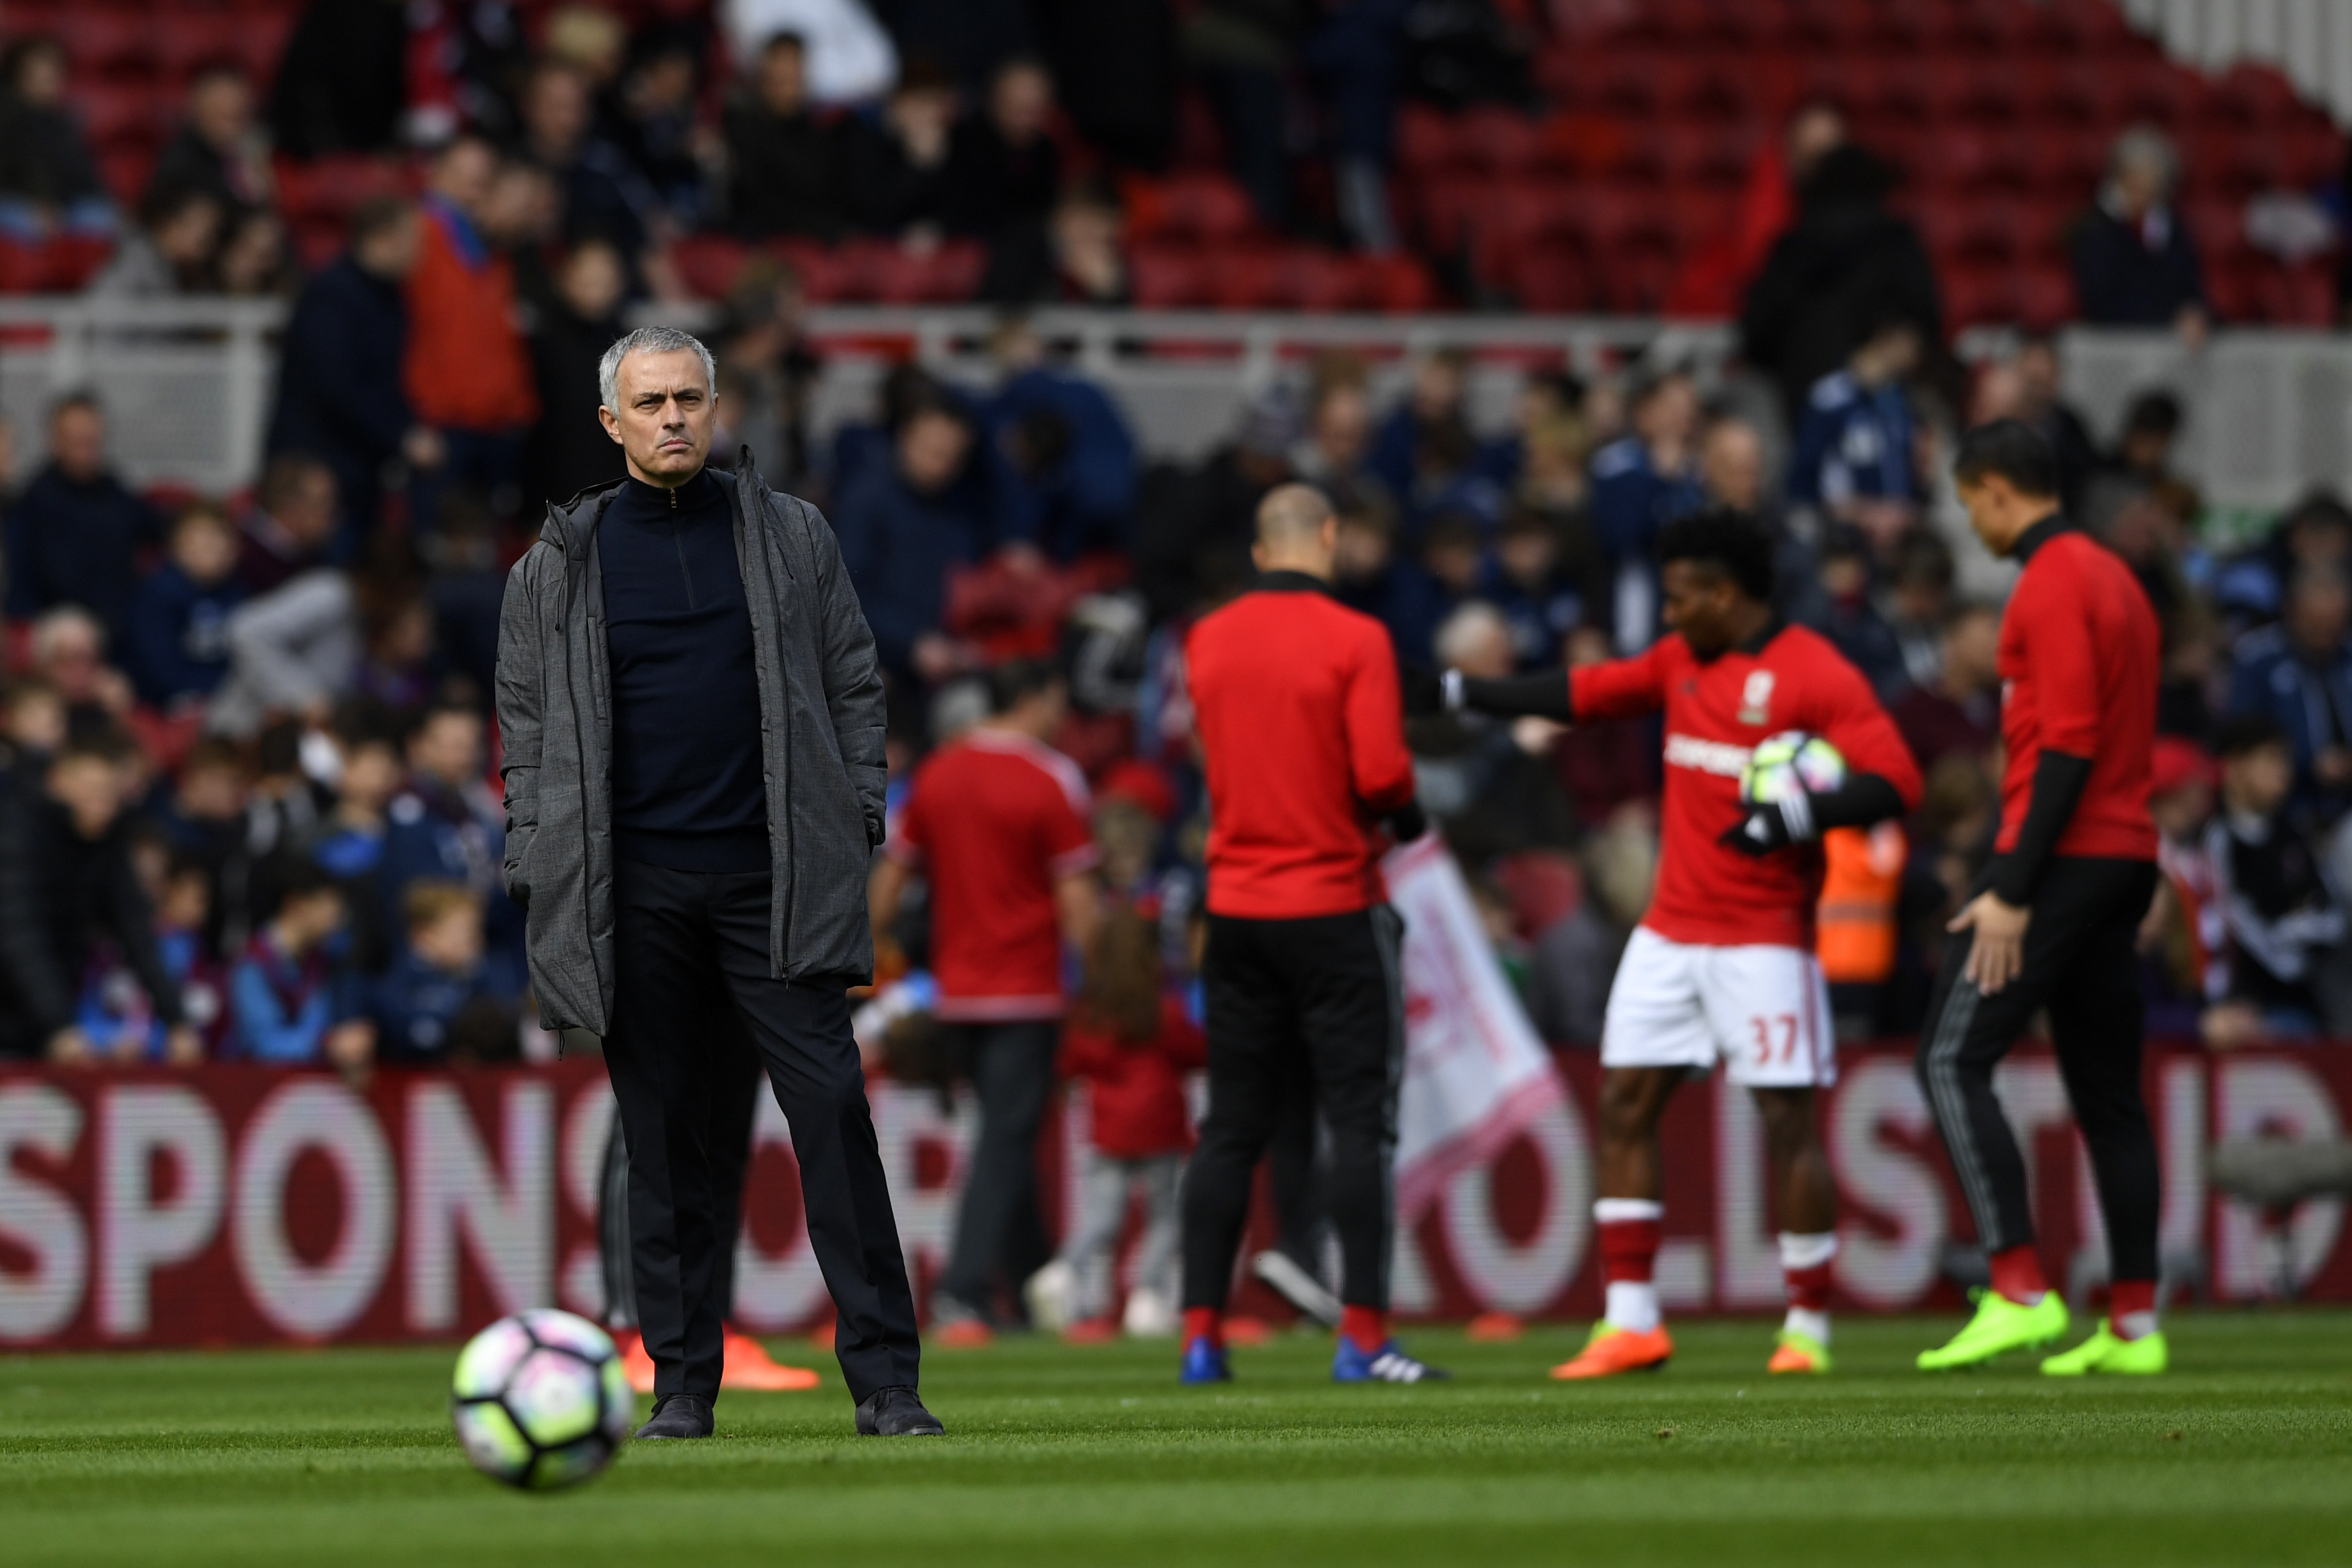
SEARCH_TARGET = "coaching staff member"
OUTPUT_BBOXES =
[1916,420,2167,1377]
[495,325,938,1438]
[1178,484,1442,1386]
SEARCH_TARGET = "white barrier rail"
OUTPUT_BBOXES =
[0,296,2342,515]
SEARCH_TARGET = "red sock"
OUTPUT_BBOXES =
[1597,1216,1663,1286]
[1341,1305,1387,1354]
[2109,1279,2157,1337]
[1183,1307,1223,1348]
[1784,1260,1833,1313]
[1989,1244,2048,1305]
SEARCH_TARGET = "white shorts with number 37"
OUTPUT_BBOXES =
[1600,927,1837,1088]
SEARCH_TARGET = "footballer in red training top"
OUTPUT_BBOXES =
[1430,506,1920,1380]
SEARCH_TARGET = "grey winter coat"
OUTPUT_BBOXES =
[493,454,887,1033]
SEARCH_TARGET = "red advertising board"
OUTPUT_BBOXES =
[0,1046,2345,1349]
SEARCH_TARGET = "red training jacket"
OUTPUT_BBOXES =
[1185,574,1418,919]
[1993,520,2160,863]
[1059,995,1206,1159]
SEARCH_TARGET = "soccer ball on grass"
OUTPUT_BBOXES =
[1739,731,1846,807]
[451,1309,633,1491]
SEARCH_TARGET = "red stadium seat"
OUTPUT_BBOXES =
[2044,0,2140,57]
[1396,107,1466,182]
[1454,107,1558,182]
[1500,240,1595,314]
[669,234,749,300]
[54,11,156,81]
[73,82,165,155]
[0,239,50,294]
[1128,244,1211,308]
[2016,265,2077,331]
[1125,172,1257,245]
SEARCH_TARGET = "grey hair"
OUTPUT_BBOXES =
[598,326,717,411]
[2109,124,2178,192]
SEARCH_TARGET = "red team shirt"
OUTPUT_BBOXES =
[1993,526,2160,864]
[1570,623,1924,949]
[886,730,1099,1020]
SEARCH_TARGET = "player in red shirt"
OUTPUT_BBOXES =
[869,658,1102,1344]
[1914,421,2169,1376]
[1429,507,1921,1377]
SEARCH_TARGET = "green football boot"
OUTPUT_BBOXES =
[2042,1321,2169,1376]
[1916,1289,2069,1370]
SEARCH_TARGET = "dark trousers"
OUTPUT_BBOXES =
[1183,907,1405,1313]
[1916,857,2162,1282]
[597,1054,759,1331]
[934,1019,1060,1313]
[603,857,921,1404]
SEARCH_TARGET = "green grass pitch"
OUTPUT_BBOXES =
[4,1313,2349,1567]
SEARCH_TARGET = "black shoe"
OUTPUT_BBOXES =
[855,1385,944,1437]
[634,1393,715,1439]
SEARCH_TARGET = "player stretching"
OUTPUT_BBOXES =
[1427,509,1920,1376]
[1915,423,2166,1376]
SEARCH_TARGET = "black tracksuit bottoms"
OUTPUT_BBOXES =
[1182,906,1406,1313]
[1915,856,2162,1282]
[602,857,922,1405]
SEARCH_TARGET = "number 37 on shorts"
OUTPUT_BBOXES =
[1599,927,1837,1088]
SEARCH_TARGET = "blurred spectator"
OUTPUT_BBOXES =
[521,58,660,263]
[1885,527,1956,692]
[210,570,361,737]
[1369,350,1475,501]
[2107,389,2187,489]
[367,880,500,1065]
[150,736,251,949]
[1892,601,2002,772]
[0,678,66,784]
[1302,0,1412,251]
[1045,901,1202,1336]
[1412,599,1575,858]
[1788,317,1924,535]
[0,36,113,239]
[227,856,371,1069]
[423,493,506,699]
[527,239,631,511]
[149,850,229,1059]
[0,739,195,1063]
[2215,490,2352,627]
[1419,511,1485,608]
[269,199,433,541]
[711,260,824,491]
[1182,0,1310,233]
[542,3,630,98]
[949,57,1060,241]
[2201,714,2345,1043]
[1697,415,1822,629]
[406,135,539,523]
[981,318,1140,561]
[1509,401,1590,529]
[29,608,135,739]
[1669,98,1846,318]
[314,720,404,974]
[381,700,502,927]
[1130,389,1290,619]
[879,0,1035,94]
[723,32,849,240]
[1589,367,1702,654]
[1291,359,1379,497]
[834,398,985,681]
[1333,488,1445,665]
[356,580,437,712]
[2012,336,2101,519]
[1522,820,1648,1047]
[2072,125,2208,343]
[983,178,1131,306]
[843,60,962,245]
[241,718,330,864]
[149,63,275,222]
[1741,143,1941,419]
[2227,564,2352,823]
[86,183,225,299]
[213,209,298,297]
[123,503,246,712]
[1030,0,1176,171]
[725,0,902,106]
[239,454,343,595]
[1481,508,1596,671]
[269,1,407,157]
[5,395,162,642]
[1815,525,1906,700]
[610,34,713,228]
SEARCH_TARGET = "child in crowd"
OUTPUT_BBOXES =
[123,502,245,710]
[1032,905,1206,1342]
[2202,714,2345,1045]
[0,675,66,781]
[228,858,372,1070]
[367,880,501,1066]
[314,720,405,972]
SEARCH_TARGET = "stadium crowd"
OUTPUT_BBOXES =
[0,0,2349,1092]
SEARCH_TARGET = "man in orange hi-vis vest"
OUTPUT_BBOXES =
[1816,822,1907,1030]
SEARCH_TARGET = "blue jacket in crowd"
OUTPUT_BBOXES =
[2,464,163,638]
[984,367,1139,560]
[832,462,983,672]
[1339,555,1452,667]
[367,945,495,1066]
[2228,623,2352,820]
[1788,371,1919,511]
[227,931,359,1062]
[1587,437,1703,652]
[267,253,411,531]
[121,562,243,708]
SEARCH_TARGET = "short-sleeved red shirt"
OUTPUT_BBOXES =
[887,729,1098,1020]
[1570,623,1923,948]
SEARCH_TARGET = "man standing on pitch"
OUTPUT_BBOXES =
[496,326,938,1438]
[1178,483,1442,1386]
[1916,420,2168,1376]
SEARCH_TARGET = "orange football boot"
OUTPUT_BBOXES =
[1550,1322,1674,1379]
[722,1327,822,1390]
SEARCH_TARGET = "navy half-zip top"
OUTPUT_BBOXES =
[599,468,771,873]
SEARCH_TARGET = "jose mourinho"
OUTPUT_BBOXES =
[495,324,938,1439]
